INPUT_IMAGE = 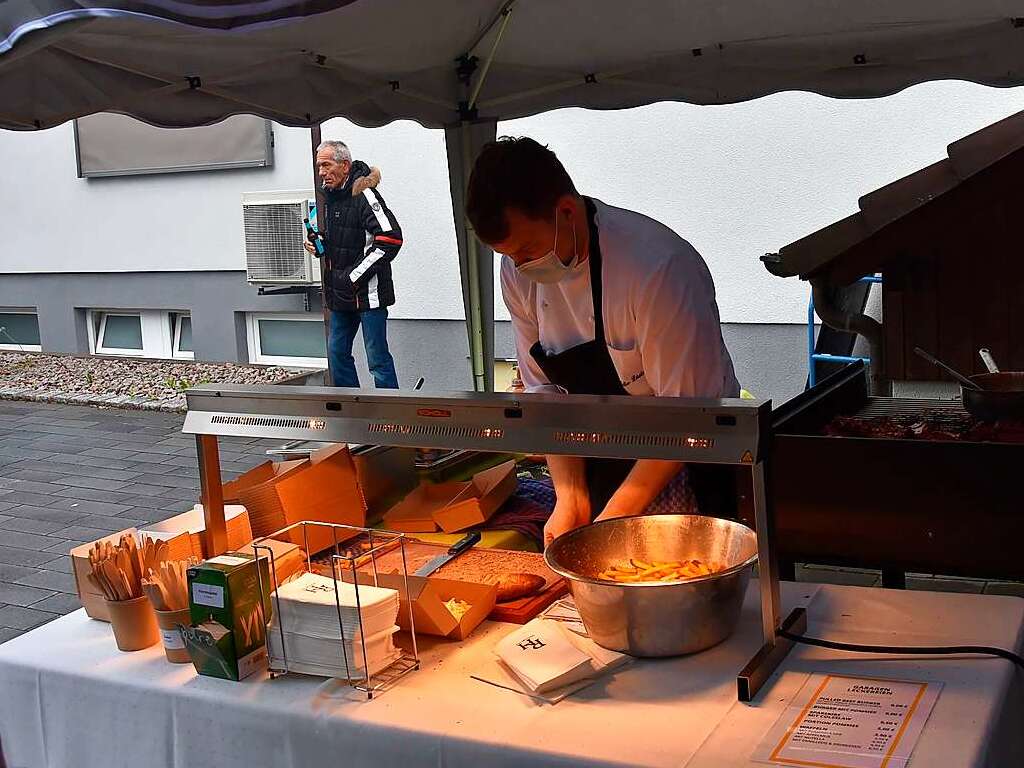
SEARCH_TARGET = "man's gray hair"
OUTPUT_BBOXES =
[317,140,352,164]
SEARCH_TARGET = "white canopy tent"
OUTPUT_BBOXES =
[2,0,1023,388]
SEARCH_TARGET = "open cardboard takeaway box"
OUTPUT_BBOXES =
[384,460,517,534]
[344,570,497,640]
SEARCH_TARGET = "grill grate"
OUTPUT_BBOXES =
[825,397,1024,443]
[852,397,967,421]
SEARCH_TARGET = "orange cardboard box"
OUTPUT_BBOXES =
[347,570,497,640]
[73,506,252,621]
[432,461,517,533]
[223,461,280,502]
[383,484,458,533]
[236,443,366,554]
[383,460,518,534]
[141,504,253,560]
[71,527,191,622]
[245,537,307,587]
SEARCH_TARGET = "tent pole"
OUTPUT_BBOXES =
[468,5,514,110]
[444,119,497,392]
[310,124,332,386]
[461,122,488,391]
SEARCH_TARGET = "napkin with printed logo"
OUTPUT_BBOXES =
[493,617,630,695]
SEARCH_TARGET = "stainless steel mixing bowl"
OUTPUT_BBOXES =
[544,515,758,657]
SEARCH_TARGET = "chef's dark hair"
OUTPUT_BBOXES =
[466,136,577,243]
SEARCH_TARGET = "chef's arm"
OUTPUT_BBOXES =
[546,454,590,510]
[596,460,684,521]
[543,453,592,546]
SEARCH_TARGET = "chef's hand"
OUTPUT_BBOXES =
[544,495,591,549]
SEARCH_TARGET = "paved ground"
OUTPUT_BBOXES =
[0,399,276,642]
[0,399,1020,644]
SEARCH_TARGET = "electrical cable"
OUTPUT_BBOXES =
[778,629,1024,672]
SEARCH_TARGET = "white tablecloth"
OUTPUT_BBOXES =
[0,582,1021,768]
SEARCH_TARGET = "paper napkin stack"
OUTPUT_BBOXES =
[268,572,401,679]
[494,613,630,695]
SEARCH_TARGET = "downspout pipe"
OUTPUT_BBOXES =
[810,277,888,395]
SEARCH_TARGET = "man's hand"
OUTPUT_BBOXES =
[303,240,316,256]
[544,494,591,549]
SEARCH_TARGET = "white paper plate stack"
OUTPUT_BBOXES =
[267,572,401,680]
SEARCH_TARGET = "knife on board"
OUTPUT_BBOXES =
[414,531,482,577]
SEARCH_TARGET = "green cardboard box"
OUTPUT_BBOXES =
[185,553,273,681]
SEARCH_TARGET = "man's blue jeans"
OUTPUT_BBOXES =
[328,308,399,389]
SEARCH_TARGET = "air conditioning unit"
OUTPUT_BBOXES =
[242,190,321,285]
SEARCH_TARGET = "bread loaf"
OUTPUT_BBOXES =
[492,573,546,603]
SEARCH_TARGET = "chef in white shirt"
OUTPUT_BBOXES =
[466,137,740,546]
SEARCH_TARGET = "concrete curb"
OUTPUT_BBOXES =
[0,388,185,412]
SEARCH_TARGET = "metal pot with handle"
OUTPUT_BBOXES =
[914,347,1024,421]
[962,372,1024,421]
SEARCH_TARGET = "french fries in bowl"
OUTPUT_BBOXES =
[597,558,717,583]
[545,515,757,656]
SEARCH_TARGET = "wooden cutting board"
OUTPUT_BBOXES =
[326,538,567,624]
[430,545,569,624]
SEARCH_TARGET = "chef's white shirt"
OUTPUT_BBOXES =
[500,198,740,399]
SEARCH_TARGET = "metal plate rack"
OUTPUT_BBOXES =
[184,383,803,702]
[251,521,420,699]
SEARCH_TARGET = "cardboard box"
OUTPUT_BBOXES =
[245,538,307,587]
[222,461,279,502]
[140,504,252,560]
[384,460,518,534]
[236,443,366,554]
[432,461,517,533]
[351,445,419,524]
[71,527,191,622]
[383,484,456,532]
[72,506,253,623]
[186,553,272,681]
[347,571,496,640]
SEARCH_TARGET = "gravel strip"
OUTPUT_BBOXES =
[0,352,303,412]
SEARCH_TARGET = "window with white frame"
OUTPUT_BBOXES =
[0,309,42,351]
[95,312,144,355]
[87,309,189,359]
[172,313,194,359]
[246,313,327,367]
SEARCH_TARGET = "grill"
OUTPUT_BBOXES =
[744,362,1024,580]
[850,397,964,418]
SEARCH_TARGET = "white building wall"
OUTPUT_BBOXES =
[1,81,1023,324]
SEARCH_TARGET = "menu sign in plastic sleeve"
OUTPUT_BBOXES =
[754,674,942,768]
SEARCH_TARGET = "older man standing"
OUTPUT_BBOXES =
[306,140,402,388]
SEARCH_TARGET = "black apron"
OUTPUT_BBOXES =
[529,198,735,518]
[529,198,645,514]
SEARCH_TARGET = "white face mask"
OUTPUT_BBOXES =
[516,208,579,284]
